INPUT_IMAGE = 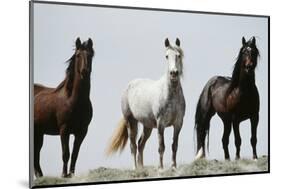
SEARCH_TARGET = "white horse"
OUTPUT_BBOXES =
[107,38,186,170]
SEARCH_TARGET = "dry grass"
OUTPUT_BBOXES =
[33,155,268,186]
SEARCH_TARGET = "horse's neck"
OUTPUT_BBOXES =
[239,72,256,90]
[67,74,91,104]
[225,73,256,111]
[228,73,256,96]
[161,74,182,99]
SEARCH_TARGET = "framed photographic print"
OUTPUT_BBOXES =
[29,0,270,188]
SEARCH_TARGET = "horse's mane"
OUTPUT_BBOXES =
[53,39,94,96]
[228,42,260,92]
[54,54,76,96]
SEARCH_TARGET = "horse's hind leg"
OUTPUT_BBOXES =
[250,114,259,160]
[233,120,241,160]
[195,90,215,160]
[127,117,138,169]
[69,130,87,177]
[34,132,43,178]
[195,116,212,160]
[137,126,152,168]
[195,123,207,159]
[222,119,232,160]
[60,129,70,178]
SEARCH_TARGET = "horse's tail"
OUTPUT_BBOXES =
[194,77,216,159]
[106,118,129,156]
[194,99,209,159]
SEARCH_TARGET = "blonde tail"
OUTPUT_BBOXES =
[106,118,128,156]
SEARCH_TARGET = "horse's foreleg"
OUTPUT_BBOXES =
[233,120,241,160]
[69,132,87,176]
[222,120,232,160]
[34,132,43,178]
[137,126,152,168]
[157,124,165,170]
[60,130,70,178]
[250,114,259,160]
[172,124,182,169]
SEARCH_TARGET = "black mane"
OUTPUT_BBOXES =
[54,54,76,96]
[55,40,94,96]
[229,39,260,91]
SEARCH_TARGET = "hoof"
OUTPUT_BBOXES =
[235,156,240,161]
[68,172,74,178]
[195,147,205,160]
[137,165,144,170]
[158,168,165,173]
[61,173,68,178]
[194,156,205,161]
[171,165,177,172]
[35,172,43,178]
[158,165,164,172]
[61,173,73,178]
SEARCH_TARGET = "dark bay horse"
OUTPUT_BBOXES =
[34,38,94,178]
[195,37,260,160]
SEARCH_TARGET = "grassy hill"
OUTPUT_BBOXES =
[34,155,268,186]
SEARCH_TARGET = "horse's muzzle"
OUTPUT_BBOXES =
[170,70,179,82]
[245,64,254,73]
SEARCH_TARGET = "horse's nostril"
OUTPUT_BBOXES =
[245,64,254,73]
[170,71,179,76]
[246,65,252,70]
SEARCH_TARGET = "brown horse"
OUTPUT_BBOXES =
[195,37,260,160]
[34,38,94,178]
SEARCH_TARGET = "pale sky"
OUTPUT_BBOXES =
[33,2,268,176]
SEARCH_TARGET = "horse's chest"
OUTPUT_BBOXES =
[227,90,258,115]
[236,96,257,113]
[158,100,178,124]
[58,100,92,128]
[226,89,241,111]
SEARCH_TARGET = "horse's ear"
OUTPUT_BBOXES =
[87,38,93,48]
[165,38,170,47]
[242,37,246,45]
[251,37,256,46]
[175,38,180,47]
[76,37,81,49]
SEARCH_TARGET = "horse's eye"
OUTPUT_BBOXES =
[165,55,168,59]
[178,55,181,59]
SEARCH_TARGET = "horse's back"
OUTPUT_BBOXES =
[34,83,54,96]
[125,78,158,100]
[122,78,159,122]
[201,75,259,116]
[34,84,45,96]
[34,83,62,134]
